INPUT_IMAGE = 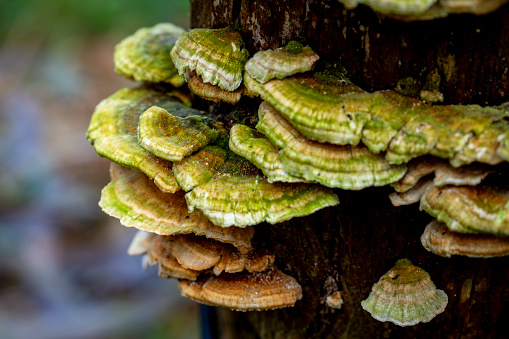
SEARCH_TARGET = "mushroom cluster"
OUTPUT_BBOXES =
[87,18,509,324]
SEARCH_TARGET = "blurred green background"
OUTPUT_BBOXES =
[0,1,201,338]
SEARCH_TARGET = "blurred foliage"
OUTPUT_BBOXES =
[0,0,190,45]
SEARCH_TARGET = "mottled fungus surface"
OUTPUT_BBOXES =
[244,71,370,146]
[256,102,407,189]
[244,41,319,83]
[114,23,185,86]
[229,123,306,183]
[185,70,245,104]
[182,151,339,227]
[138,105,226,162]
[179,268,303,311]
[173,146,228,192]
[171,27,249,91]
[86,87,192,193]
[420,183,509,235]
[100,164,254,252]
[361,258,448,326]
[421,220,509,258]
[245,71,509,166]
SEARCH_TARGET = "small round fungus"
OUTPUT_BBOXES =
[361,259,448,327]
[114,23,186,86]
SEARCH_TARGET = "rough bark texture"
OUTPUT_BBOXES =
[189,1,509,337]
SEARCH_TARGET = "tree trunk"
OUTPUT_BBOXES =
[189,1,509,337]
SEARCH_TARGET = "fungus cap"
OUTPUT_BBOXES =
[86,87,189,193]
[185,70,245,104]
[171,27,249,91]
[114,23,185,86]
[179,268,303,311]
[245,41,319,83]
[421,220,509,258]
[420,183,509,236]
[361,259,448,326]
[256,102,407,189]
[138,105,225,162]
[100,164,254,252]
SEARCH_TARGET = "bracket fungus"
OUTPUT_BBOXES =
[86,87,191,193]
[171,27,250,91]
[420,183,509,236]
[179,267,303,311]
[229,123,305,183]
[138,105,226,162]
[114,23,186,86]
[361,259,448,327]
[178,149,339,227]
[245,71,509,167]
[101,164,254,252]
[244,41,319,83]
[255,101,407,189]
[421,220,509,258]
[185,69,245,104]
[87,15,509,326]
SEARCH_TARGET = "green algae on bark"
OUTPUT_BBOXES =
[114,23,185,86]
[361,258,448,327]
[171,27,249,91]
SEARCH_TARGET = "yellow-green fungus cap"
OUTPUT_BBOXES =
[244,71,371,145]
[86,87,190,193]
[171,27,249,91]
[114,23,186,86]
[256,102,407,190]
[138,105,226,162]
[361,258,448,327]
[179,150,339,227]
[244,41,319,83]
[229,124,306,183]
[420,183,509,236]
[100,164,254,252]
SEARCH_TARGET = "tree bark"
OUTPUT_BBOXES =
[189,1,509,337]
